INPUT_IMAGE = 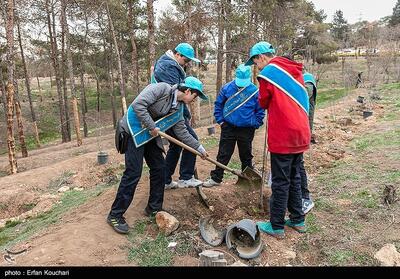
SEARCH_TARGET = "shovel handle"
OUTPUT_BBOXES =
[158,131,238,174]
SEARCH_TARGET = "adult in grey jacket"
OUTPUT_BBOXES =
[107,77,208,234]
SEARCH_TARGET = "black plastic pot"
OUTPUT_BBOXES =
[97,151,108,165]
[363,110,373,119]
[207,126,215,135]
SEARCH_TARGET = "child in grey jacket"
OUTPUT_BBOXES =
[107,77,208,234]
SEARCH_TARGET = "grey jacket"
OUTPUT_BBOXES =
[122,82,201,151]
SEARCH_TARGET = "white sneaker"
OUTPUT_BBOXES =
[302,198,315,214]
[165,181,178,190]
[202,178,221,188]
[177,178,203,188]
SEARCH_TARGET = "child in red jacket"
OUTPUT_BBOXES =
[245,42,310,238]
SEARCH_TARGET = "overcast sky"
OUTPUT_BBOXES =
[155,0,397,24]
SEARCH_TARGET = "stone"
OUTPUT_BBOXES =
[155,211,179,236]
[374,244,400,266]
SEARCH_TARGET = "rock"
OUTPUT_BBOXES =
[73,187,84,191]
[57,186,70,193]
[155,211,179,236]
[374,244,400,266]
[283,250,296,260]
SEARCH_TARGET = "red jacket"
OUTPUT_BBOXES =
[258,57,310,154]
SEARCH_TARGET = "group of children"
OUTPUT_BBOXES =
[107,41,317,240]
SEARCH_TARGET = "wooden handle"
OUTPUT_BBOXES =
[158,131,236,173]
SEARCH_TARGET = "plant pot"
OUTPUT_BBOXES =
[357,96,365,103]
[97,151,108,165]
[207,126,215,135]
[363,110,373,119]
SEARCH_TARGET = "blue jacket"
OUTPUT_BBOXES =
[214,81,265,128]
[153,51,191,120]
[153,51,186,85]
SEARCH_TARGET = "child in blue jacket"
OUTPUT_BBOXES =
[203,64,265,187]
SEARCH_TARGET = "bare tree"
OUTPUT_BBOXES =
[128,0,140,95]
[216,1,224,96]
[45,0,69,142]
[106,1,127,114]
[61,0,82,146]
[13,76,28,157]
[147,0,155,80]
[5,0,17,173]
[17,15,40,147]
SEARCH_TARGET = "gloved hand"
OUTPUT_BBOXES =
[197,144,208,160]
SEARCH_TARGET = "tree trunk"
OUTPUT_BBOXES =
[0,62,8,121]
[225,0,232,83]
[128,0,140,95]
[60,21,71,141]
[6,0,17,174]
[106,2,127,115]
[108,41,117,128]
[17,17,40,147]
[146,0,156,81]
[216,1,224,96]
[61,0,82,146]
[46,0,68,143]
[13,80,28,157]
[36,75,43,102]
[79,65,88,137]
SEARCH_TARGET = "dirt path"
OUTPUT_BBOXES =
[0,87,393,266]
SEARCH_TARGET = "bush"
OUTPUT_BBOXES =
[316,55,338,64]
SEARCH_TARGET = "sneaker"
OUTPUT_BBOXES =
[202,178,221,188]
[302,198,315,214]
[285,219,307,233]
[107,215,129,234]
[165,181,178,190]
[256,221,285,239]
[177,177,203,188]
[144,206,170,217]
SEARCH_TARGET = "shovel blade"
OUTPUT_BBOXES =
[235,166,263,188]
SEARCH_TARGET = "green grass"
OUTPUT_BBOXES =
[0,181,114,250]
[305,213,322,234]
[128,233,174,266]
[223,160,241,179]
[327,249,354,266]
[201,136,219,148]
[353,129,400,152]
[354,189,379,209]
[317,88,348,108]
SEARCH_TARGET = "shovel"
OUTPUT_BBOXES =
[158,131,262,187]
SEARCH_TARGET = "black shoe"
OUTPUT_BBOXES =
[107,215,129,234]
[144,206,170,217]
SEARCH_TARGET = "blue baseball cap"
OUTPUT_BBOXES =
[181,76,208,100]
[175,43,201,63]
[245,41,276,66]
[303,72,316,88]
[235,64,252,88]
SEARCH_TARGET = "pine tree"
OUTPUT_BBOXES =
[331,10,349,44]
[389,0,400,26]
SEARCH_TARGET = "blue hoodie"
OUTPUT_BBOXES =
[153,50,186,85]
[214,81,265,128]
[153,50,191,120]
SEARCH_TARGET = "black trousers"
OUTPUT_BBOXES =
[270,153,305,230]
[109,136,165,218]
[210,123,255,183]
[299,154,310,199]
[165,120,198,183]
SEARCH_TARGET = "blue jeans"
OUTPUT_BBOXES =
[109,136,165,218]
[165,120,198,184]
[270,153,305,230]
